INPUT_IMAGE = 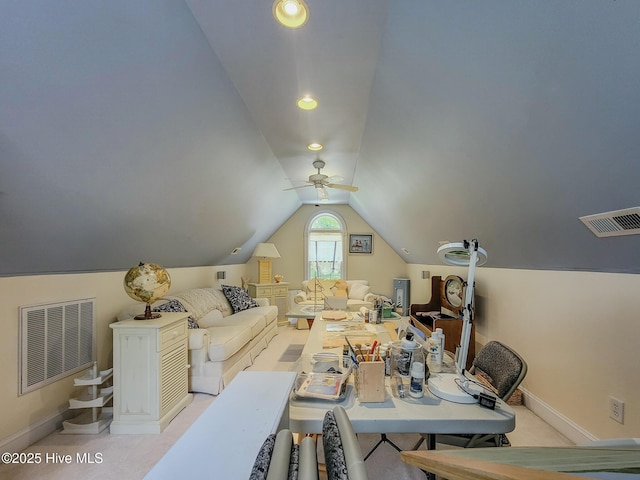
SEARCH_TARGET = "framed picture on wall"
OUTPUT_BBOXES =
[349,234,373,254]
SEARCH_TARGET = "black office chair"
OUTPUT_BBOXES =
[414,340,528,449]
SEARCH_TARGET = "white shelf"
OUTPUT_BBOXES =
[61,409,113,435]
[62,362,113,434]
[74,368,113,386]
[69,389,114,409]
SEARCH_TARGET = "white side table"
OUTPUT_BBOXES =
[110,312,192,434]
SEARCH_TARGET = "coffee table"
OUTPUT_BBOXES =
[289,313,515,439]
[286,305,358,329]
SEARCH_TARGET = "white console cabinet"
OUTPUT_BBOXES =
[110,312,192,434]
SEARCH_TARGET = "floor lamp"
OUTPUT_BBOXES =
[427,239,488,404]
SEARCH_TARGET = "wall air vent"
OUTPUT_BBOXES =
[579,207,640,238]
[19,298,95,395]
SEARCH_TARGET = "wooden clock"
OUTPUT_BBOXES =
[440,275,465,314]
[409,275,475,369]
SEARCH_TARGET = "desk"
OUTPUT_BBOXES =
[289,315,515,437]
[145,371,296,479]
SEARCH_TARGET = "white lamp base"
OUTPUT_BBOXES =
[428,373,481,404]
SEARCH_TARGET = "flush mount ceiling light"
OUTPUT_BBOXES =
[272,0,309,29]
[297,95,318,110]
[307,143,323,151]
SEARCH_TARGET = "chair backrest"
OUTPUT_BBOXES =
[325,296,348,310]
[471,341,527,401]
[322,406,368,480]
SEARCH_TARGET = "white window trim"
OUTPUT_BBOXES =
[303,210,347,280]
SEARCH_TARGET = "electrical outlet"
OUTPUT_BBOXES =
[609,396,624,424]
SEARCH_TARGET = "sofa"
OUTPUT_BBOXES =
[117,286,278,395]
[293,279,378,311]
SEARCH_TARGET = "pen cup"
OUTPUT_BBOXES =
[355,361,385,403]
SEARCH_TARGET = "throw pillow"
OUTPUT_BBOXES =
[334,279,348,298]
[348,282,370,301]
[319,279,336,296]
[152,299,199,329]
[322,411,348,480]
[249,433,276,480]
[221,285,259,313]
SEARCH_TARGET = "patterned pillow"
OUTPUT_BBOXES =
[152,299,199,329]
[221,285,259,313]
[322,411,348,480]
[249,433,276,480]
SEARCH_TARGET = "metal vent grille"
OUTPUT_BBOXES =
[19,298,95,395]
[580,207,640,238]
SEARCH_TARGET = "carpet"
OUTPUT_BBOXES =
[278,343,304,362]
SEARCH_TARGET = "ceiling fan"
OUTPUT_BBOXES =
[284,159,358,200]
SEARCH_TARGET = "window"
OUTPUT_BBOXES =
[305,212,346,280]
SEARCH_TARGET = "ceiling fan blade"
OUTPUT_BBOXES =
[326,183,359,192]
[326,175,344,183]
[283,184,313,191]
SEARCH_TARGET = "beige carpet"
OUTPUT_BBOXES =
[0,324,573,480]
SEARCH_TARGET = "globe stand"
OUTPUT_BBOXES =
[135,303,161,320]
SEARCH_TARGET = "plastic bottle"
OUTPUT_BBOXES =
[409,362,425,398]
[436,327,445,366]
[398,332,417,376]
[380,344,391,376]
[427,329,443,373]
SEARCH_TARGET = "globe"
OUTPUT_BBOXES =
[124,262,171,319]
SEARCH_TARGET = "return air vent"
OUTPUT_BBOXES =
[19,298,95,395]
[579,207,640,238]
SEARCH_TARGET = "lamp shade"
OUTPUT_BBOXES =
[253,243,281,259]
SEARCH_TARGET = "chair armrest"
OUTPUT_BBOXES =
[363,293,376,304]
[294,291,307,304]
[188,328,210,350]
[255,297,270,307]
[298,436,318,480]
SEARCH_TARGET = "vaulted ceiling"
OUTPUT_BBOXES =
[1,0,639,276]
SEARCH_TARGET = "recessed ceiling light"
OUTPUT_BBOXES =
[307,143,323,151]
[272,0,309,29]
[297,95,318,110]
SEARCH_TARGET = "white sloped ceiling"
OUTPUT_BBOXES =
[1,0,639,275]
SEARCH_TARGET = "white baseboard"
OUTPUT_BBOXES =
[0,409,72,453]
[520,387,598,444]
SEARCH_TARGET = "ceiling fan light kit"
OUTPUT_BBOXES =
[283,159,359,202]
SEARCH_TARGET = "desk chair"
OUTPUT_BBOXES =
[415,340,528,450]
[323,406,368,480]
[250,429,319,480]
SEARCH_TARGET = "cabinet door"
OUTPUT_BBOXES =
[160,339,188,418]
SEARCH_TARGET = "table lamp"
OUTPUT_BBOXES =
[427,239,488,403]
[252,243,281,284]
